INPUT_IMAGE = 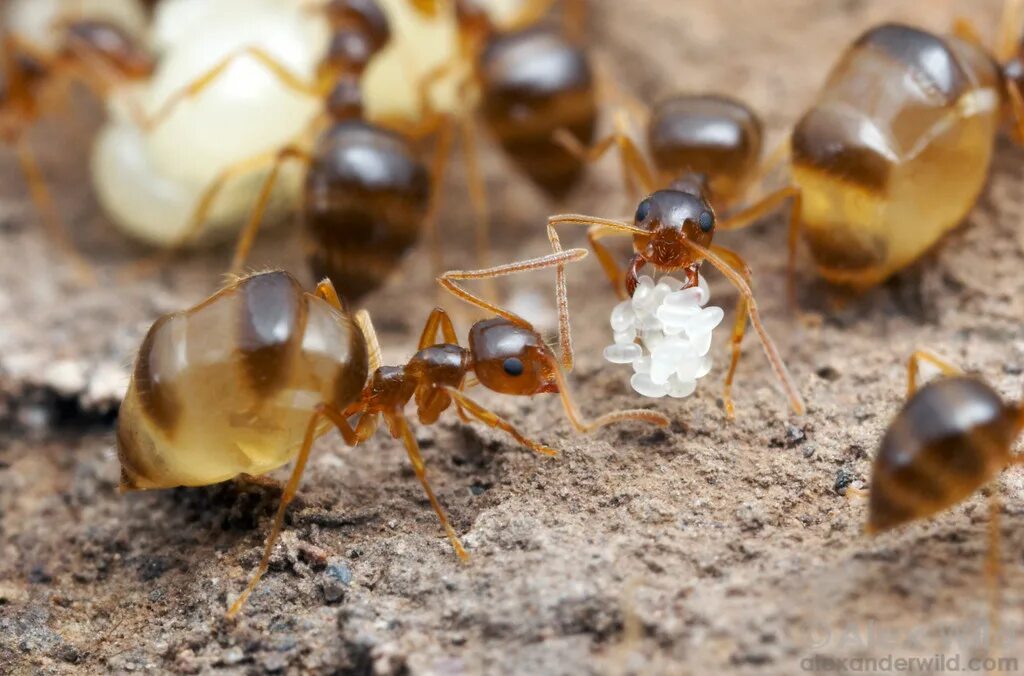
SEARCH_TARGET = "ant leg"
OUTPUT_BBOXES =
[546,214,648,370]
[552,109,656,198]
[444,386,558,456]
[588,225,633,299]
[718,185,803,310]
[986,490,1004,646]
[995,0,1024,62]
[418,307,459,349]
[141,47,320,131]
[386,411,468,560]
[680,238,806,416]
[438,248,589,370]
[905,349,961,397]
[549,364,670,432]
[230,146,311,274]
[458,115,496,297]
[14,135,95,283]
[354,309,383,372]
[120,145,308,281]
[226,402,340,617]
[707,244,753,419]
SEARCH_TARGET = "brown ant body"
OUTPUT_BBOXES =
[859,350,1024,632]
[116,250,667,617]
[1,17,154,278]
[143,0,596,301]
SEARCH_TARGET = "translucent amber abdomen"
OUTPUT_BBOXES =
[792,25,1001,289]
[117,272,368,489]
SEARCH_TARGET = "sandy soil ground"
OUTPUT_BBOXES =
[3,0,1024,673]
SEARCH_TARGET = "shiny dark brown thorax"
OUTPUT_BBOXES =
[479,27,597,198]
[303,120,430,301]
[647,94,763,206]
[869,376,1020,534]
[364,344,470,424]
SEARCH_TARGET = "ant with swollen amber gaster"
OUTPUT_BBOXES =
[534,91,805,417]
[1,11,154,280]
[116,246,668,618]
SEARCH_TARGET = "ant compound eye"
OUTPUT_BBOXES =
[634,198,652,223]
[502,357,525,376]
[698,210,714,232]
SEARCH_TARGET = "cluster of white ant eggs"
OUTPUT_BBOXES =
[604,275,725,399]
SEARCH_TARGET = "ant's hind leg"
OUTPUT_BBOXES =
[905,349,961,397]
[230,146,311,275]
[14,136,95,284]
[226,403,336,617]
[387,412,468,560]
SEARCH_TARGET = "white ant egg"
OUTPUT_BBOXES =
[604,274,723,400]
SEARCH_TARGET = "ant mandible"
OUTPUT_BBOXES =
[116,248,668,618]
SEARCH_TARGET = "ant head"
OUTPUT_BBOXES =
[468,318,559,396]
[632,189,715,269]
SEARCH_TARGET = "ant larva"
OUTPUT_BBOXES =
[854,350,1024,634]
[1,0,154,279]
[116,250,668,617]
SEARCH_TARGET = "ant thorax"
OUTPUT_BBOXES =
[604,274,724,399]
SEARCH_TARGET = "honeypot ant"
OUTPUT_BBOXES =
[853,350,1024,635]
[1,15,154,280]
[137,0,596,301]
[781,3,1024,292]
[116,249,668,617]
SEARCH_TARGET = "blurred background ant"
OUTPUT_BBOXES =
[1,0,155,280]
[854,349,1024,639]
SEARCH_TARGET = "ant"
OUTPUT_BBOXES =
[854,350,1024,636]
[135,0,596,300]
[533,93,805,417]
[116,249,669,617]
[1,11,154,280]
[785,4,1024,293]
[568,1,1024,303]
